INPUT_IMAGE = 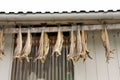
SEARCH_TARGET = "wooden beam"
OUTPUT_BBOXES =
[3,24,120,34]
[0,20,120,25]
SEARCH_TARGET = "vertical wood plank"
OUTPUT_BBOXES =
[74,60,86,80]
[93,31,109,80]
[85,31,98,80]
[62,47,66,80]
[74,57,86,80]
[115,30,120,79]
[0,34,14,80]
[107,30,120,80]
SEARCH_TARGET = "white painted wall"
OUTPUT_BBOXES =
[0,34,14,80]
[74,30,120,80]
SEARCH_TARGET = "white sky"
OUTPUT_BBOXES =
[0,0,120,12]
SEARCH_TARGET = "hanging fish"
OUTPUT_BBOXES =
[101,27,115,63]
[21,29,32,62]
[34,31,49,63]
[0,29,4,60]
[74,28,82,62]
[52,30,64,57]
[43,32,49,63]
[34,31,44,63]
[67,30,76,64]
[80,29,92,62]
[13,27,22,60]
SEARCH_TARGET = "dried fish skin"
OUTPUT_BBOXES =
[80,30,92,62]
[34,31,44,62]
[74,28,82,62]
[52,31,64,57]
[67,30,76,64]
[13,28,22,60]
[101,27,115,63]
[42,32,49,63]
[21,29,32,62]
[34,32,49,64]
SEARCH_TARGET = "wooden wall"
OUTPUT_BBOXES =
[0,29,120,80]
[0,34,14,80]
[74,30,120,80]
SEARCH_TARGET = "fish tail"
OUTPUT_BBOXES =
[13,56,19,59]
[0,56,3,60]
[56,51,61,57]
[83,58,86,63]
[0,50,4,55]
[52,51,55,56]
[34,55,38,62]
[26,57,30,62]
[67,55,70,61]
[58,51,61,56]
[41,58,45,64]
[19,58,23,62]
[33,59,37,62]
[2,52,4,55]
[74,55,80,62]
[0,53,4,60]
[71,59,75,65]
[110,49,115,54]
[34,57,38,62]
[106,53,113,63]
[106,56,109,63]
[21,53,26,58]
[87,53,93,59]
[52,51,59,57]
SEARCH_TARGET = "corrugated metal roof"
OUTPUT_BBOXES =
[0,9,120,14]
[0,10,120,25]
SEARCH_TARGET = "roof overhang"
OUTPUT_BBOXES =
[0,12,120,25]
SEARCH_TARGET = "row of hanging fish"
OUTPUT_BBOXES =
[67,28,92,64]
[13,28,32,62]
[12,27,114,63]
[13,28,63,63]
[67,26,115,63]
[34,29,64,63]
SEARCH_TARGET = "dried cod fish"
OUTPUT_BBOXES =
[13,28,22,60]
[0,30,4,60]
[43,32,49,62]
[101,27,114,62]
[34,31,49,63]
[21,29,32,62]
[52,30,64,57]
[67,30,76,64]
[74,28,82,62]
[80,29,92,62]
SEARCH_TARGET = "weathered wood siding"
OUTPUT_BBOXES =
[0,30,120,80]
[0,34,14,80]
[75,30,120,80]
